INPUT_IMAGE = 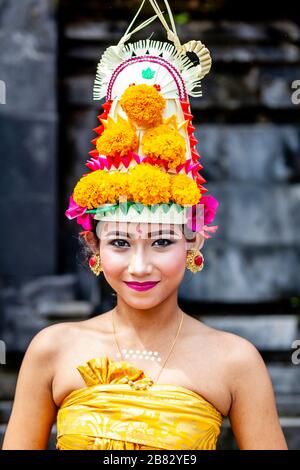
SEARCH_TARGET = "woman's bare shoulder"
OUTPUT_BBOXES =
[186,314,264,380]
[219,330,267,381]
[199,321,268,393]
[27,321,84,358]
[189,314,261,356]
[29,313,112,356]
[210,326,263,364]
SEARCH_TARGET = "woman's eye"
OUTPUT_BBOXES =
[153,238,173,247]
[110,239,129,248]
[109,238,173,248]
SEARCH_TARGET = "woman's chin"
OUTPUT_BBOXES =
[117,291,164,309]
[126,297,161,309]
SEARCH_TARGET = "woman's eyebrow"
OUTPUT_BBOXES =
[105,229,177,238]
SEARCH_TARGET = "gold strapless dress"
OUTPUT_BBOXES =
[56,356,223,450]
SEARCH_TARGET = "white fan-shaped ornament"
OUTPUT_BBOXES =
[179,40,212,80]
[93,39,211,100]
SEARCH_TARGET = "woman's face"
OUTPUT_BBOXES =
[96,221,203,310]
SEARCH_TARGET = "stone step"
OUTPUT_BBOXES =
[0,372,17,401]
[19,274,78,304]
[1,273,95,353]
[36,300,92,321]
[276,395,300,417]
[199,315,299,351]
[269,364,300,394]
[0,401,12,424]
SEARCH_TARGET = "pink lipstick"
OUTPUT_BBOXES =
[124,281,160,291]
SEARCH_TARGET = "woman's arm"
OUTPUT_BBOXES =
[2,325,60,450]
[226,335,288,450]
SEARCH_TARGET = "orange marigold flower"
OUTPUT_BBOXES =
[120,84,165,128]
[96,116,138,157]
[170,174,201,205]
[108,172,130,203]
[142,124,186,169]
[73,170,110,209]
[128,163,171,205]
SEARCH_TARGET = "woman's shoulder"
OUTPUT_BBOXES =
[26,321,86,359]
[186,314,265,378]
[210,324,262,363]
[188,313,261,355]
[219,329,267,378]
[28,313,112,357]
[199,320,267,390]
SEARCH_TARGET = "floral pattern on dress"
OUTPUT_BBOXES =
[56,356,223,450]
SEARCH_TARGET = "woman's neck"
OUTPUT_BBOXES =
[112,292,184,347]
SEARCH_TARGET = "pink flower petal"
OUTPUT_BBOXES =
[65,194,94,230]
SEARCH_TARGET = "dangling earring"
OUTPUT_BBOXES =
[186,248,204,273]
[89,252,103,276]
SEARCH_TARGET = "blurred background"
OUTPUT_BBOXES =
[0,0,300,450]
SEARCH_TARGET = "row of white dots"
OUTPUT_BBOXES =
[121,349,159,355]
[116,352,161,361]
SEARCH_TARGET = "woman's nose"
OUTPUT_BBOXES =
[128,248,152,275]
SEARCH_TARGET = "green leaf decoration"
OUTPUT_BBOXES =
[175,204,185,213]
[119,202,130,215]
[150,204,160,213]
[90,202,186,218]
[95,204,118,218]
[133,202,145,214]
[161,204,171,214]
[142,67,155,79]
[107,207,117,216]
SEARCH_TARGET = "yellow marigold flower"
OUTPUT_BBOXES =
[108,172,130,203]
[170,174,201,205]
[73,170,110,209]
[120,84,165,128]
[128,163,171,205]
[96,116,138,157]
[142,124,186,169]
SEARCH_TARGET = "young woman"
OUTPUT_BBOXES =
[2,0,288,451]
[2,219,288,450]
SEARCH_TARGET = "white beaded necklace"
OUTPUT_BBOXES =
[112,309,184,388]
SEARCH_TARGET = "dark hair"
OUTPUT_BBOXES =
[77,218,99,269]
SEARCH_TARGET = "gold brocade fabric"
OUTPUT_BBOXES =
[56,356,223,450]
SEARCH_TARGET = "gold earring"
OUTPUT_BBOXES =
[89,252,103,276]
[186,248,204,273]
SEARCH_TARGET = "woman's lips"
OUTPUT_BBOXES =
[124,281,160,291]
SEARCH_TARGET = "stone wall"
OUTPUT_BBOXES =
[0,0,300,451]
[0,0,58,282]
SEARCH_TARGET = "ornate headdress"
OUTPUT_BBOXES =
[65,0,219,240]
